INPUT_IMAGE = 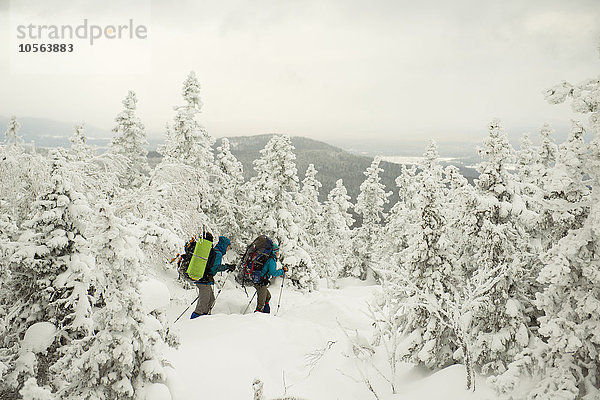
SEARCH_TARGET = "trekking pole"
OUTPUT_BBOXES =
[243,290,257,314]
[275,273,285,316]
[173,294,199,324]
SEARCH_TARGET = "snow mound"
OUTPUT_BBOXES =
[22,322,56,353]
[393,364,496,399]
[140,382,172,400]
[140,278,171,313]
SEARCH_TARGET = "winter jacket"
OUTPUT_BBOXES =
[197,236,230,285]
[260,254,285,281]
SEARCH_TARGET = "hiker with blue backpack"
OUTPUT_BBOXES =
[190,235,236,318]
[252,242,288,313]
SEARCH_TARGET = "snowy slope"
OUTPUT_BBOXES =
[162,275,497,400]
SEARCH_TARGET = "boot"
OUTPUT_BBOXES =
[190,312,201,319]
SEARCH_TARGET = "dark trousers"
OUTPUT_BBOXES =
[254,284,271,312]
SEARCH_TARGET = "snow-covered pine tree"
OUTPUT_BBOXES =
[0,140,50,226]
[371,144,504,390]
[247,135,317,290]
[523,64,600,400]
[378,164,420,270]
[68,124,94,162]
[379,142,461,368]
[51,202,173,399]
[65,123,120,206]
[4,116,23,146]
[157,71,216,218]
[299,164,324,274]
[372,162,418,360]
[537,123,558,172]
[213,138,247,252]
[537,121,590,251]
[345,156,390,280]
[62,122,128,208]
[513,132,546,251]
[300,164,323,239]
[516,133,540,198]
[459,120,536,374]
[442,164,472,237]
[146,162,210,235]
[0,150,93,397]
[109,91,150,189]
[158,72,214,169]
[319,179,354,287]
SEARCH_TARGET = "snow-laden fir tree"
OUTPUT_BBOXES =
[146,154,211,236]
[377,164,420,270]
[502,64,600,400]
[537,124,558,172]
[374,142,461,369]
[143,72,216,239]
[0,151,93,397]
[4,116,23,146]
[123,161,206,281]
[300,164,323,239]
[157,71,216,217]
[443,164,472,234]
[513,132,547,248]
[525,125,557,227]
[246,135,317,290]
[68,124,94,162]
[61,122,128,208]
[158,71,214,169]
[516,133,541,199]
[371,144,501,391]
[65,123,125,207]
[458,120,536,374]
[0,141,50,226]
[299,164,324,274]
[345,156,390,280]
[51,202,173,400]
[319,179,354,287]
[537,121,590,251]
[213,138,248,251]
[109,91,150,189]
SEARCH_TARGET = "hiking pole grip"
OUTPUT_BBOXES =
[173,294,200,324]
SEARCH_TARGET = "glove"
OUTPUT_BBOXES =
[282,266,289,273]
[226,263,236,272]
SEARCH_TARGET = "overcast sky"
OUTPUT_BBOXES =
[1,0,599,148]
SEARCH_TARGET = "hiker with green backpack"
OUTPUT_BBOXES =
[190,235,236,318]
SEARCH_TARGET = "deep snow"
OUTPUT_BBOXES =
[159,272,497,400]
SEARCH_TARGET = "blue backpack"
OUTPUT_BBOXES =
[242,235,274,284]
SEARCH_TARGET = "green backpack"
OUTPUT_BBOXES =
[186,234,214,280]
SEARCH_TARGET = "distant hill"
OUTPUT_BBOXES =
[223,134,403,206]
[222,134,478,212]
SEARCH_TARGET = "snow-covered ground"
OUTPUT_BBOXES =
[161,273,497,400]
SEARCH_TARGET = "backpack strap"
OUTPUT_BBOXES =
[198,248,217,283]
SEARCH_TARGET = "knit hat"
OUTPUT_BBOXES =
[272,243,280,251]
